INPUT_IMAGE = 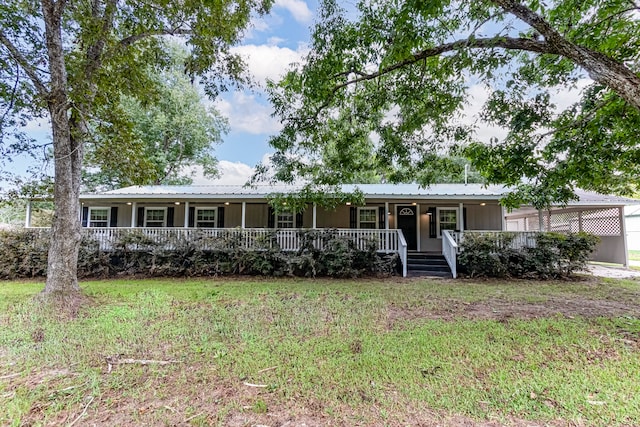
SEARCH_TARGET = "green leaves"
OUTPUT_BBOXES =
[263,0,640,208]
[84,43,228,190]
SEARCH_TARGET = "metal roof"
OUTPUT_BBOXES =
[79,183,639,206]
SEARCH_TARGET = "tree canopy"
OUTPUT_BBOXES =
[265,0,640,208]
[0,0,271,297]
[83,44,228,191]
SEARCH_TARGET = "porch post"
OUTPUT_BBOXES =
[500,205,506,231]
[620,206,629,267]
[25,200,32,228]
[312,203,317,229]
[385,202,389,229]
[416,203,421,251]
[184,202,189,227]
[241,202,246,229]
[538,210,544,231]
[131,202,137,228]
[459,202,464,232]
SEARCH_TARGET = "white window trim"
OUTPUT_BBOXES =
[436,207,458,239]
[357,207,378,229]
[195,206,218,228]
[88,207,110,228]
[144,207,167,227]
[276,210,295,228]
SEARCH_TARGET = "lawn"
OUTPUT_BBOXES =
[1,277,639,426]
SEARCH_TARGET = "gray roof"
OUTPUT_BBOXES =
[79,183,639,206]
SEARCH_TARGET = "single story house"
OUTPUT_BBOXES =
[25,184,634,277]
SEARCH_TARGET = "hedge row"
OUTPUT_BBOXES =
[0,228,399,279]
[457,231,599,279]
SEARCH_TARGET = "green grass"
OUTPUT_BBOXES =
[629,250,640,261]
[1,277,639,426]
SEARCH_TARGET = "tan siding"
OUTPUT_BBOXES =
[225,204,242,228]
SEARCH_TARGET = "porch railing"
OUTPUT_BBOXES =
[442,230,458,279]
[81,227,404,253]
[451,230,540,250]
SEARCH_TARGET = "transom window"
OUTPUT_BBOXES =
[276,210,294,228]
[196,207,217,228]
[358,207,378,229]
[88,207,109,228]
[437,208,458,237]
[145,208,166,227]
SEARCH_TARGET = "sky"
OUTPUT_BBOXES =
[200,0,319,185]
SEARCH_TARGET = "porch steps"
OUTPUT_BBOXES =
[406,253,452,278]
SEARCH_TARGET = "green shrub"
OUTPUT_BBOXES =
[0,228,399,279]
[458,232,599,279]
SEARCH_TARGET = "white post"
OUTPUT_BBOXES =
[501,205,506,231]
[25,200,32,228]
[538,210,544,231]
[385,202,389,229]
[184,201,189,227]
[131,202,137,228]
[459,202,464,232]
[620,206,629,267]
[241,202,246,229]
[312,203,317,229]
[416,203,421,251]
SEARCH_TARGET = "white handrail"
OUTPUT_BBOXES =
[442,230,458,278]
[74,227,402,253]
[397,229,408,277]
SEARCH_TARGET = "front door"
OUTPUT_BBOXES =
[396,205,417,250]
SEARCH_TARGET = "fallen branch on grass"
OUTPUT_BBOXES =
[257,366,278,374]
[243,382,268,388]
[106,357,180,372]
[68,396,94,427]
[0,373,20,380]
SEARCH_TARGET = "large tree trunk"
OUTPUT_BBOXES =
[41,0,83,297]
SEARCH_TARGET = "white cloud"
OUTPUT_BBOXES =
[214,92,282,135]
[274,0,313,23]
[187,161,255,185]
[232,44,307,86]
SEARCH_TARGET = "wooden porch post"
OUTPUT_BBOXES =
[131,202,137,228]
[25,200,32,228]
[312,203,317,229]
[538,210,544,231]
[500,205,506,231]
[459,202,464,232]
[184,202,189,227]
[620,206,629,267]
[241,202,246,229]
[385,202,389,229]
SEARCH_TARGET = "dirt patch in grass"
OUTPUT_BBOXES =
[388,295,640,328]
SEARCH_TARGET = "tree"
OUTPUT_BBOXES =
[265,0,640,208]
[0,0,271,298]
[83,44,228,191]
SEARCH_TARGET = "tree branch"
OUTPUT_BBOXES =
[333,36,551,91]
[0,30,49,97]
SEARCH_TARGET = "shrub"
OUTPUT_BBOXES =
[458,231,599,279]
[0,228,399,279]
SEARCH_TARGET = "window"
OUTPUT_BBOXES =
[437,208,457,237]
[88,207,109,228]
[145,208,166,227]
[276,210,295,228]
[196,207,217,228]
[358,207,377,229]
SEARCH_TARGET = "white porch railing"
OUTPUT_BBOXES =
[81,227,403,252]
[397,229,408,278]
[442,230,458,278]
[452,230,540,250]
